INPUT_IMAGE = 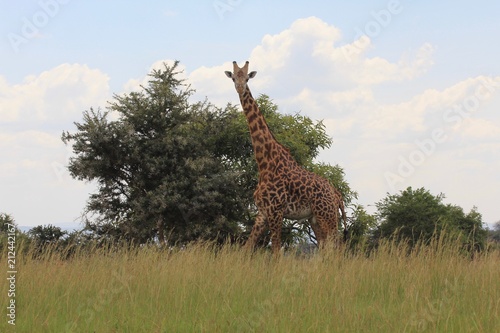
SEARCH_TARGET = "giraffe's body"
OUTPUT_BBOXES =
[225,61,346,254]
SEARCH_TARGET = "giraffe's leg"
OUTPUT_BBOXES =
[314,216,335,248]
[312,203,339,248]
[311,186,339,247]
[268,212,284,256]
[309,217,326,247]
[244,212,267,251]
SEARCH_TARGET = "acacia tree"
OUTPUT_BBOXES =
[63,61,353,246]
[28,225,66,244]
[63,62,247,245]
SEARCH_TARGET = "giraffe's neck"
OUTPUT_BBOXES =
[239,85,281,173]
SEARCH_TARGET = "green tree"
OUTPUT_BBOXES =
[488,221,500,243]
[376,187,447,244]
[442,205,487,251]
[0,213,33,254]
[346,205,377,250]
[0,213,16,233]
[63,62,247,245]
[1,213,18,251]
[375,187,487,251]
[26,224,67,257]
[28,225,66,244]
[487,221,500,252]
[62,61,353,246]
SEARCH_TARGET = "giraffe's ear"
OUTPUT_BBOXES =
[224,71,233,78]
[248,71,257,79]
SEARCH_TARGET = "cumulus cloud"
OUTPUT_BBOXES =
[459,118,500,140]
[250,17,433,91]
[251,17,343,75]
[316,75,500,142]
[0,64,110,125]
[0,131,62,176]
[0,63,111,178]
[186,16,435,115]
[189,61,237,106]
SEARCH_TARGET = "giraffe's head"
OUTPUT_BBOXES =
[225,61,257,95]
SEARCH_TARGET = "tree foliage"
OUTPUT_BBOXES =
[0,213,17,251]
[62,62,352,246]
[28,225,67,244]
[0,213,16,233]
[375,187,487,251]
[488,221,500,243]
[346,205,378,249]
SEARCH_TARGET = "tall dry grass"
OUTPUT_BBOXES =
[1,237,499,332]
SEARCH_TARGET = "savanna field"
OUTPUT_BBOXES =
[1,239,499,333]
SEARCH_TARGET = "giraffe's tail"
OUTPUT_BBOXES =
[339,199,348,242]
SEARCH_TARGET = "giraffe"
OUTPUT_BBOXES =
[225,61,347,254]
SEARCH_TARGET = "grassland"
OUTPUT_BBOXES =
[1,239,499,332]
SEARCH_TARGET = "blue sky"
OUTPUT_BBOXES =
[1,0,499,230]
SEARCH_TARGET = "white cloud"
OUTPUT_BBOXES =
[188,61,237,106]
[248,16,434,90]
[251,17,343,73]
[0,64,109,124]
[459,118,500,140]
[0,131,66,179]
[153,17,435,114]
[341,75,500,141]
[187,17,435,117]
